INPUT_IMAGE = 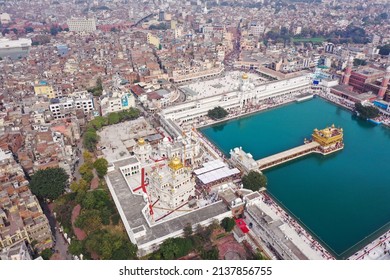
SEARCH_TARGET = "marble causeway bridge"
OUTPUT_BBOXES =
[256,125,344,171]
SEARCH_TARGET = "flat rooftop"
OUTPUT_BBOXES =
[106,158,230,251]
[355,67,384,76]
[331,85,377,101]
[181,71,266,100]
[98,117,156,163]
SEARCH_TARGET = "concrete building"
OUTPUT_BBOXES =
[161,72,311,123]
[342,65,390,99]
[0,149,53,253]
[0,241,32,260]
[133,138,152,164]
[156,129,201,166]
[34,81,56,99]
[249,22,265,37]
[67,18,97,32]
[147,33,160,48]
[105,157,231,256]
[49,91,94,119]
[49,98,75,119]
[230,147,258,174]
[0,13,11,24]
[149,157,196,208]
[99,90,135,116]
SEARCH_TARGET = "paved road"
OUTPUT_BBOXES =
[52,226,72,260]
[41,202,72,260]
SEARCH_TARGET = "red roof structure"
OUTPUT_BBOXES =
[235,218,249,234]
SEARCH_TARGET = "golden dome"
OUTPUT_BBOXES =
[138,138,145,145]
[168,157,183,171]
[242,73,249,80]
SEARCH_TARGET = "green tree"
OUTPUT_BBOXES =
[183,223,193,238]
[107,112,120,125]
[79,163,91,176]
[53,193,76,233]
[353,59,367,66]
[242,170,267,192]
[75,209,102,234]
[252,249,268,260]
[70,179,89,193]
[25,26,34,33]
[83,151,94,167]
[81,192,97,209]
[221,217,235,232]
[89,116,106,130]
[88,77,103,96]
[30,168,69,200]
[201,247,219,260]
[159,237,193,259]
[40,248,53,260]
[93,158,108,178]
[355,102,380,119]
[50,26,58,36]
[83,130,99,152]
[68,240,84,256]
[84,230,137,260]
[207,106,229,120]
[378,45,390,56]
[82,169,94,183]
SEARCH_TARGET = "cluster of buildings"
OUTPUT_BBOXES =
[0,0,389,261]
[333,57,390,102]
[0,148,53,255]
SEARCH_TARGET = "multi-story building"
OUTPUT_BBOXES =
[0,13,11,24]
[49,91,94,119]
[0,149,53,253]
[147,33,160,48]
[345,67,390,98]
[0,241,32,260]
[49,98,75,119]
[99,90,135,116]
[33,81,56,99]
[249,22,265,37]
[161,73,311,123]
[72,91,94,115]
[67,18,97,33]
[149,157,196,208]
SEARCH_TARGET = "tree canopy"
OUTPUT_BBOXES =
[378,45,390,56]
[84,230,138,260]
[201,247,219,260]
[40,248,53,260]
[83,108,140,152]
[70,179,89,193]
[94,158,108,178]
[83,130,100,152]
[88,77,103,97]
[107,112,120,125]
[208,106,229,120]
[242,170,267,192]
[220,217,236,232]
[159,237,193,260]
[74,209,103,234]
[355,102,380,119]
[29,168,69,200]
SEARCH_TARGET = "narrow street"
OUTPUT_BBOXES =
[40,202,72,260]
